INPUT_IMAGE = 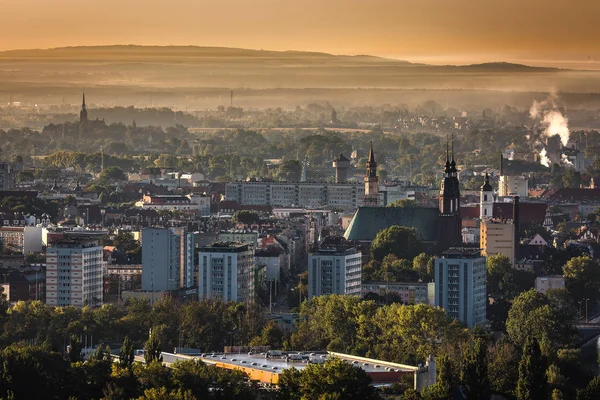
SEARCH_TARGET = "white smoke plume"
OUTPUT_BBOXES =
[539,148,550,167]
[530,94,570,167]
[530,95,570,147]
[561,153,573,166]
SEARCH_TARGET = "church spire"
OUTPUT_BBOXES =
[450,134,457,173]
[80,89,88,124]
[444,135,451,174]
[368,141,376,164]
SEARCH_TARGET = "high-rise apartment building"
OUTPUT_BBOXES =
[46,233,104,307]
[198,242,254,302]
[308,236,362,299]
[434,248,486,328]
[142,227,194,292]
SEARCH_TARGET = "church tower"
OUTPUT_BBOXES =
[480,173,494,219]
[80,90,88,124]
[79,90,88,144]
[439,137,460,214]
[437,136,462,251]
[363,142,380,206]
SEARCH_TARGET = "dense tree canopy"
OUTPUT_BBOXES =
[370,225,422,262]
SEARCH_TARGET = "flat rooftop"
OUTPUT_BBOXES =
[160,350,417,379]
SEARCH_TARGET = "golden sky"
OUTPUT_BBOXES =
[1,0,599,64]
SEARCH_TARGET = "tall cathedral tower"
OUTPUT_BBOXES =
[437,136,462,250]
[79,90,88,144]
[80,90,88,124]
[363,142,380,206]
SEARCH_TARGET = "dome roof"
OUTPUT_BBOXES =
[481,173,493,191]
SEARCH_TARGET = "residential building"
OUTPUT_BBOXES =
[142,227,193,292]
[498,175,529,198]
[46,233,104,307]
[361,282,429,304]
[0,268,45,303]
[434,248,486,328]
[480,219,515,263]
[224,181,365,210]
[0,226,43,254]
[135,194,208,214]
[219,230,259,245]
[254,247,285,282]
[0,163,16,191]
[198,242,254,302]
[308,236,362,299]
[535,275,565,295]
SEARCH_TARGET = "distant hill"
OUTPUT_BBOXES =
[457,62,562,72]
[0,45,553,70]
[0,45,596,109]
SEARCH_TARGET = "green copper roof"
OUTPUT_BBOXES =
[344,206,439,242]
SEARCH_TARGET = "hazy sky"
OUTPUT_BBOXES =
[1,0,599,64]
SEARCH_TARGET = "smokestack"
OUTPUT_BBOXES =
[513,196,520,263]
[500,154,504,176]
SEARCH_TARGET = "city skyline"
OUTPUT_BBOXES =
[1,0,599,67]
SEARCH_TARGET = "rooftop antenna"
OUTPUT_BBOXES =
[33,144,36,168]
[101,146,104,172]
[230,90,233,107]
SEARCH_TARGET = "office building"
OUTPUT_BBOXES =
[434,248,486,328]
[308,236,362,299]
[142,227,194,292]
[46,233,104,307]
[198,242,254,302]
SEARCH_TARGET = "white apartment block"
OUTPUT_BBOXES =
[198,242,254,302]
[225,181,365,210]
[46,234,104,307]
[308,237,362,299]
[434,248,487,328]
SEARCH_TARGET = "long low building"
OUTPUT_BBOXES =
[158,350,436,391]
[225,181,366,210]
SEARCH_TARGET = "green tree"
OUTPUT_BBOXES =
[280,358,376,400]
[114,231,138,252]
[99,166,127,182]
[578,376,600,400]
[68,333,83,363]
[488,338,520,397]
[517,338,547,400]
[413,253,434,282]
[277,159,302,182]
[562,168,581,188]
[563,256,600,302]
[171,360,210,399]
[370,225,422,262]
[144,330,163,364]
[249,320,284,349]
[232,210,260,226]
[120,336,135,370]
[506,289,576,357]
[387,199,418,208]
[422,354,452,399]
[460,338,489,400]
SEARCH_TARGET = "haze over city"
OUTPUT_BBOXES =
[3,1,600,399]
[2,0,600,67]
